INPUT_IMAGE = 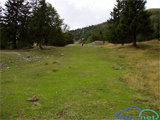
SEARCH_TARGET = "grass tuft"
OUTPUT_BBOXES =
[52,68,59,72]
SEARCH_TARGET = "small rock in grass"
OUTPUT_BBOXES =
[9,61,13,63]
[61,53,64,56]
[26,55,31,58]
[26,97,39,102]
[0,63,3,67]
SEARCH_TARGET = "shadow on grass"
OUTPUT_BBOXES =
[114,40,159,51]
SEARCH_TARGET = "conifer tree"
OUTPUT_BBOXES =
[3,0,31,48]
[118,0,153,46]
[31,0,47,49]
[29,0,65,49]
[107,0,124,45]
[0,5,5,49]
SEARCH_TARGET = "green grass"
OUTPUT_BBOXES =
[0,41,159,119]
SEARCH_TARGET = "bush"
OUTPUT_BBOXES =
[65,32,74,44]
[85,36,93,44]
[85,33,101,44]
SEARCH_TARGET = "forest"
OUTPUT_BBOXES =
[0,0,74,49]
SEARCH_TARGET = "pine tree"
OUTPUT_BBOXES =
[0,5,3,23]
[154,19,160,40]
[19,1,31,47]
[3,0,31,48]
[34,0,47,49]
[118,0,153,46]
[29,0,65,49]
[0,5,6,49]
[107,0,124,45]
[45,3,64,46]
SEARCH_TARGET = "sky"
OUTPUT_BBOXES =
[1,0,159,30]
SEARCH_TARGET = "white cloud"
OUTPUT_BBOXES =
[48,0,117,30]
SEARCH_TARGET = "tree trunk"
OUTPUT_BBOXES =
[132,32,137,47]
[121,39,124,45]
[39,39,43,50]
[13,40,17,49]
[31,42,34,46]
[13,35,17,49]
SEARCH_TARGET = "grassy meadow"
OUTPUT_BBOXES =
[0,40,159,119]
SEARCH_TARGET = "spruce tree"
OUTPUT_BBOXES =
[29,1,65,48]
[0,5,3,23]
[18,1,31,47]
[45,3,64,46]
[118,0,153,46]
[0,5,5,49]
[34,0,47,49]
[154,19,160,40]
[3,0,31,48]
[107,0,124,45]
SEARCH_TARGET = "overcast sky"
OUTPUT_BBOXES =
[1,0,159,30]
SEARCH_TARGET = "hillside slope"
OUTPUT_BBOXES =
[69,22,108,41]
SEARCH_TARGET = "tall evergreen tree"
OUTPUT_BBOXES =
[45,3,64,46]
[29,0,65,49]
[0,5,5,49]
[32,0,47,49]
[118,0,153,46]
[19,1,31,47]
[0,5,3,23]
[107,0,125,45]
[3,0,31,48]
[154,19,160,40]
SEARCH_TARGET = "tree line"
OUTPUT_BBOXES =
[0,0,74,49]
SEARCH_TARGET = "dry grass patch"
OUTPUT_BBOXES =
[115,40,160,110]
[122,60,159,99]
[101,40,159,110]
